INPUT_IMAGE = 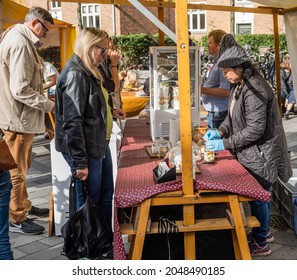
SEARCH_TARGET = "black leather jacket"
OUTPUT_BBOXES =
[55,54,107,170]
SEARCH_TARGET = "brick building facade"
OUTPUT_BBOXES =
[15,0,285,42]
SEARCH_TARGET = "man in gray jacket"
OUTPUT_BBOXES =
[0,7,55,235]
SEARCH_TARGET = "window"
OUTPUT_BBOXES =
[236,23,252,34]
[81,4,100,28]
[50,1,61,9]
[49,1,62,20]
[188,9,206,32]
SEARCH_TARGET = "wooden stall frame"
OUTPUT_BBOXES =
[57,0,295,259]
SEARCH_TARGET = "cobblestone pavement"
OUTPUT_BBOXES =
[9,113,297,260]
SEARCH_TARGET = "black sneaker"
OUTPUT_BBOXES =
[284,113,289,120]
[27,206,49,219]
[9,218,45,235]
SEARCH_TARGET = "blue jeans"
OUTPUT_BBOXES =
[249,177,272,245]
[0,171,13,260]
[63,146,114,234]
[207,111,228,129]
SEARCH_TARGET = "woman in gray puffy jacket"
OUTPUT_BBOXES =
[204,34,292,257]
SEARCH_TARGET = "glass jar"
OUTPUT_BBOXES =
[204,149,215,163]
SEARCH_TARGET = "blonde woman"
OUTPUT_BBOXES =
[55,28,125,236]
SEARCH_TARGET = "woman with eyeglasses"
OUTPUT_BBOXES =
[55,28,125,238]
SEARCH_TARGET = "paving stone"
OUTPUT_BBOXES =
[18,244,66,260]
[16,241,50,255]
[13,248,29,260]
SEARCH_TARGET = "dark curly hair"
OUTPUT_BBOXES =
[235,61,257,83]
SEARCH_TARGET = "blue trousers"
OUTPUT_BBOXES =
[63,146,114,234]
[249,176,272,245]
[0,171,13,260]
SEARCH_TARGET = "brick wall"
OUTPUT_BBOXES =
[118,6,175,35]
[18,0,286,41]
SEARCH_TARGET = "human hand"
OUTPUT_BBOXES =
[109,50,121,66]
[76,168,88,181]
[119,70,127,80]
[203,129,221,141]
[113,109,126,120]
[205,139,224,151]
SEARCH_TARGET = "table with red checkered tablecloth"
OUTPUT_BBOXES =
[113,119,270,260]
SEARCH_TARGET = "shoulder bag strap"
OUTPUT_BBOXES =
[69,175,77,218]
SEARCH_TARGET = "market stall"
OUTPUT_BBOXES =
[54,0,297,259]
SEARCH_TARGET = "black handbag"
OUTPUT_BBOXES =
[61,176,113,260]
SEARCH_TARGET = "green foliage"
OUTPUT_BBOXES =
[199,33,288,55]
[112,33,175,69]
[112,33,288,68]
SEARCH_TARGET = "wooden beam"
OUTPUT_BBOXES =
[59,1,280,15]
[282,7,297,14]
[158,1,165,46]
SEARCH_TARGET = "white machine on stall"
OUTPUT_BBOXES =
[149,46,201,141]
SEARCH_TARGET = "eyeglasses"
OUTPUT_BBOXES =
[94,45,107,55]
[36,19,49,33]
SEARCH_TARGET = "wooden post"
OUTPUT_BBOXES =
[176,0,196,259]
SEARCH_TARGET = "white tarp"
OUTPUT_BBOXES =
[283,11,297,101]
[249,0,297,9]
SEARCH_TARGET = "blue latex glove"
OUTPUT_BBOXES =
[205,139,225,151]
[203,129,221,141]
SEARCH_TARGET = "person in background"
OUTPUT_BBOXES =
[0,129,14,260]
[0,7,55,235]
[188,31,196,46]
[204,34,292,257]
[0,170,13,260]
[201,29,230,129]
[99,38,127,110]
[55,28,125,236]
[42,60,59,99]
[280,54,296,120]
[42,60,59,139]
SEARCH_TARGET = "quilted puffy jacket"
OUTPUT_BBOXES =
[55,54,107,170]
[220,73,292,184]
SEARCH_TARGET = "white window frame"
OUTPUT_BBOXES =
[50,1,61,9]
[236,23,252,34]
[188,8,206,32]
[81,4,101,29]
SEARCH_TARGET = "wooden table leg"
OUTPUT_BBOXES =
[228,195,251,260]
[130,199,151,259]
[183,204,196,259]
[48,191,54,237]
